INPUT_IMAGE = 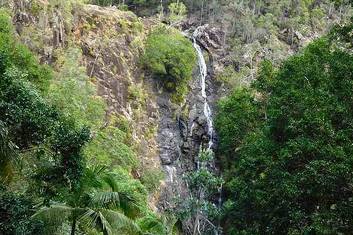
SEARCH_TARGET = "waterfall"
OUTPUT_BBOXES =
[165,165,176,183]
[191,27,222,235]
[192,28,214,150]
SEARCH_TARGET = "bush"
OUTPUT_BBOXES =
[142,26,196,102]
[84,126,138,171]
[0,189,43,235]
[0,10,51,92]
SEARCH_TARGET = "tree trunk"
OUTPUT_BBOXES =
[71,217,77,235]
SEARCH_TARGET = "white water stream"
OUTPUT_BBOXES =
[192,27,222,235]
[192,28,214,151]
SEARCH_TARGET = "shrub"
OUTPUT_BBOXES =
[0,10,51,92]
[143,26,196,103]
[84,126,138,171]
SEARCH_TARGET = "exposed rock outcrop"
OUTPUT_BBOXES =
[180,22,227,77]
[156,32,222,219]
[11,1,223,219]
[11,1,161,210]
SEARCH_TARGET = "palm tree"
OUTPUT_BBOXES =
[33,167,143,235]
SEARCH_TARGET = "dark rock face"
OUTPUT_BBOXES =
[156,36,222,217]
[194,24,224,51]
[12,0,223,216]
[156,95,181,166]
[180,23,228,78]
[154,87,187,210]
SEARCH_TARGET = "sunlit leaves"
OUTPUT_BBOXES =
[142,25,196,102]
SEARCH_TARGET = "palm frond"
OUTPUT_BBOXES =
[101,174,142,217]
[79,208,100,229]
[92,165,107,175]
[102,173,119,191]
[98,211,113,235]
[79,208,141,235]
[90,191,120,208]
[100,209,143,235]
[32,204,73,235]
[82,166,106,189]
[137,214,175,235]
[118,192,143,218]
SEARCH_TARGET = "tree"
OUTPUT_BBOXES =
[176,150,223,235]
[168,1,187,23]
[34,167,142,235]
[215,87,262,160]
[0,5,89,206]
[142,25,196,102]
[217,38,353,234]
[0,188,43,235]
[0,121,17,184]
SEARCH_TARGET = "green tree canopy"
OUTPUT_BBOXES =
[142,26,196,102]
[217,38,353,234]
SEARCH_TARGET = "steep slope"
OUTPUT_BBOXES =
[11,0,164,210]
[10,0,224,216]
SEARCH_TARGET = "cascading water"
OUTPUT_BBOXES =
[192,28,214,151]
[157,25,225,235]
[191,27,222,235]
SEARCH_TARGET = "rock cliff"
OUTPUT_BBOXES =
[10,0,223,217]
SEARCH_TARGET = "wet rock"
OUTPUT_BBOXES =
[194,24,224,51]
[178,118,188,140]
[180,22,229,77]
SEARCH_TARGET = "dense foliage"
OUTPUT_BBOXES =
[0,189,43,235]
[176,150,223,234]
[0,9,89,196]
[4,0,353,234]
[89,0,209,17]
[0,9,170,235]
[143,26,196,102]
[216,36,353,234]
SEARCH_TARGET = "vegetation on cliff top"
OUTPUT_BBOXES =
[142,25,196,103]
